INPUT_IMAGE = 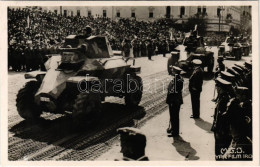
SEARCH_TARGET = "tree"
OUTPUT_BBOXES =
[184,15,207,36]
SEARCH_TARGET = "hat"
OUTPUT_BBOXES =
[244,61,252,69]
[192,59,202,65]
[221,71,235,78]
[227,68,239,76]
[232,66,243,75]
[235,86,249,95]
[169,65,182,71]
[234,63,246,70]
[217,56,224,61]
[220,71,235,83]
[215,77,232,87]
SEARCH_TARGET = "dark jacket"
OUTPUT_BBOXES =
[166,74,184,105]
[189,67,203,92]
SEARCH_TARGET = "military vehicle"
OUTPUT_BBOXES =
[218,36,242,60]
[16,35,143,124]
[167,31,214,75]
[237,36,250,57]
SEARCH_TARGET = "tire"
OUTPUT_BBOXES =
[235,50,240,60]
[16,81,42,120]
[125,75,143,107]
[72,91,101,125]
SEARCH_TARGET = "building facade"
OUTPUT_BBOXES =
[28,6,244,33]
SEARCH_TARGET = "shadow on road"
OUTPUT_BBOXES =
[9,102,146,151]
[172,135,200,160]
[194,118,213,133]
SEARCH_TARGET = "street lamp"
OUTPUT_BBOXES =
[217,6,225,32]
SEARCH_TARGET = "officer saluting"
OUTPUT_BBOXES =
[189,59,203,119]
[166,66,184,136]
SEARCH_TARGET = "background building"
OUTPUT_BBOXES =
[12,6,246,34]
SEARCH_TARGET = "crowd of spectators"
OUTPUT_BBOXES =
[8,7,227,71]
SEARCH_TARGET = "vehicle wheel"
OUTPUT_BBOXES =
[16,81,42,120]
[235,50,240,60]
[125,75,143,107]
[72,91,101,125]
[208,57,214,73]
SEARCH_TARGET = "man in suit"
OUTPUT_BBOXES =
[189,59,203,119]
[166,66,184,136]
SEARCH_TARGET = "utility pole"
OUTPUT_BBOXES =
[218,6,225,32]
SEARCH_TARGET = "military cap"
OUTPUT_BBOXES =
[232,66,244,75]
[244,61,252,69]
[215,77,232,88]
[234,63,246,70]
[217,56,224,61]
[235,86,249,95]
[221,71,235,78]
[192,59,202,65]
[169,65,182,71]
[220,71,235,83]
[227,67,239,76]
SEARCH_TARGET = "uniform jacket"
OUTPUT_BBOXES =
[166,74,184,105]
[189,66,203,92]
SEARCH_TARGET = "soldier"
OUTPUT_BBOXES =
[146,39,153,60]
[117,127,148,161]
[211,77,234,160]
[214,56,225,79]
[189,59,203,119]
[122,38,131,58]
[222,86,252,160]
[166,66,184,136]
[84,26,92,38]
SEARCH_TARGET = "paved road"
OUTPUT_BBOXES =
[8,47,251,161]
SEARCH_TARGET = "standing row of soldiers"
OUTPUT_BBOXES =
[211,58,252,160]
[8,44,58,72]
[122,38,178,59]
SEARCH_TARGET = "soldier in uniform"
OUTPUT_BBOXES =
[117,127,148,161]
[222,86,252,160]
[211,77,234,160]
[166,66,184,136]
[214,56,225,79]
[189,59,203,119]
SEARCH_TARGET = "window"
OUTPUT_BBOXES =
[88,11,91,17]
[116,11,120,17]
[217,8,221,17]
[180,6,185,18]
[64,10,67,17]
[54,10,57,14]
[149,12,153,18]
[166,6,171,18]
[197,7,201,13]
[203,7,206,15]
[77,10,80,16]
[131,12,135,17]
[71,11,73,16]
[103,10,107,17]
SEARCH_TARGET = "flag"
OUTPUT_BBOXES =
[27,15,30,28]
